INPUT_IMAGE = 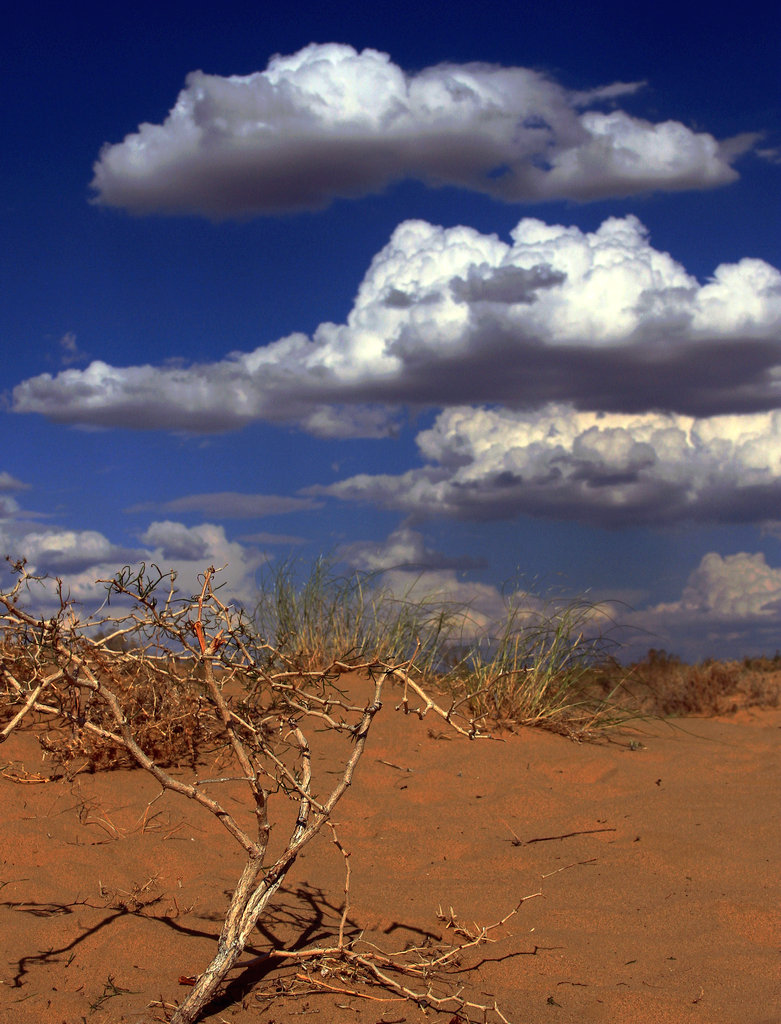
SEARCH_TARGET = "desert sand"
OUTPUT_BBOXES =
[1,700,779,1024]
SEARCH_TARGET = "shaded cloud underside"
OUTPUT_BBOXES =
[317,405,781,527]
[13,215,781,440]
[90,43,752,218]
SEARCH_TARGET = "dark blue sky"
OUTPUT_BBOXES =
[3,0,780,659]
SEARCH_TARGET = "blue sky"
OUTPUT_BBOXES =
[3,0,780,660]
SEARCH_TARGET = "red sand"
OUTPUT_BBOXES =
[1,703,779,1024]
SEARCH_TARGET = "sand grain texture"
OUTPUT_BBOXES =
[1,705,779,1024]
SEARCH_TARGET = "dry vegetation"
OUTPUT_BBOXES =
[0,559,513,1024]
[1,557,778,1023]
[584,647,781,718]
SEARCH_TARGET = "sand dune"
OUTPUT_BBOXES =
[1,703,779,1023]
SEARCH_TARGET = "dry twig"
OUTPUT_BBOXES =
[0,560,513,1024]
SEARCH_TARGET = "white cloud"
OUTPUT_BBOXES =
[14,528,134,573]
[138,520,267,603]
[13,216,781,434]
[0,489,266,611]
[623,551,781,660]
[318,404,781,527]
[89,44,749,218]
[666,551,781,619]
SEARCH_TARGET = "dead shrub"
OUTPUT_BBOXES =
[0,561,522,1024]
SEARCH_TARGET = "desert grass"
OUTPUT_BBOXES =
[250,559,781,733]
[252,556,459,675]
[253,559,627,737]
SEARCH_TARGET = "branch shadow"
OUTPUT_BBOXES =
[3,898,143,989]
[206,880,443,1013]
[3,881,457,1019]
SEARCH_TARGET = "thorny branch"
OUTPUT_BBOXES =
[0,561,521,1024]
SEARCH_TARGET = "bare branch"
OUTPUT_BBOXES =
[0,560,507,1024]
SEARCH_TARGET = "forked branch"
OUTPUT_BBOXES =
[0,561,512,1024]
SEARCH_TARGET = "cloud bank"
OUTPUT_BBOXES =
[318,405,781,527]
[89,44,751,218]
[3,466,779,660]
[14,216,781,435]
[0,478,266,609]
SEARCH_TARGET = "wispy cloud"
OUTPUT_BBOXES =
[13,216,781,435]
[89,44,751,218]
[58,331,88,366]
[130,491,320,518]
[0,472,30,492]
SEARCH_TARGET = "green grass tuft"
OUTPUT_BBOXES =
[252,559,626,737]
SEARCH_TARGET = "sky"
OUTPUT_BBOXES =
[2,0,780,661]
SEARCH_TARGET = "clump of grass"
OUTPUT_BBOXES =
[252,557,459,676]
[440,595,624,736]
[254,561,625,737]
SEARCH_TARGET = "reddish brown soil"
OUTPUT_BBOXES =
[1,703,779,1024]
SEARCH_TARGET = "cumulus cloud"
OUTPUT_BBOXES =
[317,405,781,527]
[625,551,781,659]
[13,216,781,434]
[138,521,267,601]
[666,551,781,619]
[90,43,751,218]
[12,528,139,574]
[0,479,266,610]
[15,521,263,610]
